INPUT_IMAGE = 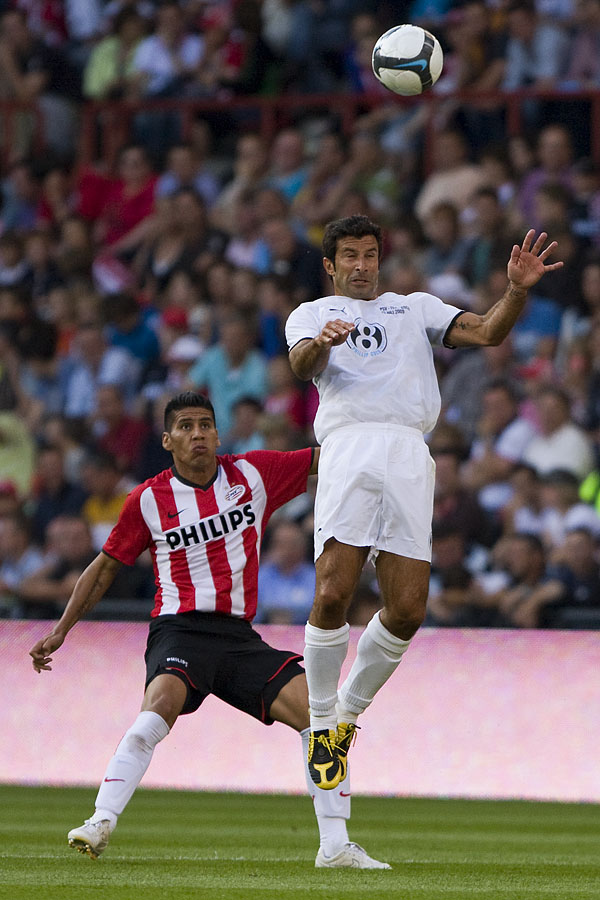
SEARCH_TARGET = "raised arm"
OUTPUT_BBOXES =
[29,551,122,673]
[446,230,563,348]
[289,318,355,381]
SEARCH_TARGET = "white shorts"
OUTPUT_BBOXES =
[314,423,436,563]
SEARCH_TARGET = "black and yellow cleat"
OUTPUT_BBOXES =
[308,728,343,790]
[336,722,360,782]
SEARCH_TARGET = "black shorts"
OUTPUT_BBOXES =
[144,611,304,724]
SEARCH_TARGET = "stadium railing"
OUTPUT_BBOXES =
[1,88,599,170]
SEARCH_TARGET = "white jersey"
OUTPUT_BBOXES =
[285,291,463,442]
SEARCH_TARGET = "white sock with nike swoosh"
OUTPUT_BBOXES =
[301,727,350,857]
[90,711,170,830]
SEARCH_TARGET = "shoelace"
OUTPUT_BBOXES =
[310,732,335,756]
[337,723,360,751]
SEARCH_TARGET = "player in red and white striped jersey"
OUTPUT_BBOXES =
[29,392,389,870]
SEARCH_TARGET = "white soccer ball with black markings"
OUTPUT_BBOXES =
[372,24,443,96]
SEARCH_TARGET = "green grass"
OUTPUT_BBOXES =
[0,786,599,899]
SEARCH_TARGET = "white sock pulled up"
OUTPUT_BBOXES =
[91,711,170,829]
[304,622,350,732]
[337,612,411,720]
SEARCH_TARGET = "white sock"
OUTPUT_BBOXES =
[304,622,350,732]
[91,711,170,829]
[338,612,411,718]
[301,728,349,857]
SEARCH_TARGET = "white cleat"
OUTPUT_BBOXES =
[315,842,391,869]
[67,819,111,859]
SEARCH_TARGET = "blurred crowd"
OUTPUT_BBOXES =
[0,0,600,629]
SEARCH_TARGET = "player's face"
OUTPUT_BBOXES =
[162,408,220,474]
[324,235,380,300]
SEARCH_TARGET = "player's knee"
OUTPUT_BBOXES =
[313,582,349,617]
[384,602,426,638]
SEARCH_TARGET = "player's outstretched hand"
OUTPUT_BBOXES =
[316,319,355,348]
[29,631,65,673]
[507,230,563,290]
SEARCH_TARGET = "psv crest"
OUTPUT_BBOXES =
[346,318,387,357]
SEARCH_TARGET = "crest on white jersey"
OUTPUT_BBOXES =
[346,318,387,357]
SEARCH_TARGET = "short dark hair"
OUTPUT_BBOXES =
[322,215,383,264]
[163,392,216,431]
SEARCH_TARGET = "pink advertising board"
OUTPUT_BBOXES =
[3,621,600,801]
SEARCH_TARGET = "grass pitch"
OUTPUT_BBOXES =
[0,786,599,900]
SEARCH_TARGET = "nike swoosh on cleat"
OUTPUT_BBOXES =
[104,778,125,782]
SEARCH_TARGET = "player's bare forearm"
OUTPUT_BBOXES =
[448,282,528,348]
[289,338,331,380]
[289,319,355,380]
[446,230,563,348]
[29,552,122,672]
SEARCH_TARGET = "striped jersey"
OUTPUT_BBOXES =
[103,448,313,620]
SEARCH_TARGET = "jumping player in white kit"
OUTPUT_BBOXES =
[285,215,563,791]
[29,392,389,869]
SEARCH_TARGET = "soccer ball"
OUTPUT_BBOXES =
[372,24,443,96]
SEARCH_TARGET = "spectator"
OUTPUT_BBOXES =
[102,293,160,367]
[92,384,149,474]
[0,480,21,518]
[30,445,88,543]
[462,378,537,515]
[78,144,158,255]
[0,8,80,160]
[0,232,29,289]
[415,129,486,222]
[128,1,204,98]
[261,216,325,305]
[542,527,600,626]
[80,452,131,550]
[187,314,268,435]
[462,187,517,289]
[127,0,208,160]
[501,1,570,93]
[211,132,269,234]
[18,514,96,617]
[292,132,349,241]
[421,202,470,278]
[266,127,308,203]
[538,468,600,548]
[0,514,45,617]
[518,123,574,226]
[23,229,63,300]
[432,448,494,548]
[62,322,141,418]
[218,396,265,455]
[501,462,545,536]
[82,7,146,99]
[563,0,600,88]
[224,191,265,271]
[256,519,315,624]
[490,532,552,627]
[1,159,40,233]
[522,385,595,478]
[264,355,306,431]
[0,402,36,498]
[156,141,220,208]
[441,337,519,442]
